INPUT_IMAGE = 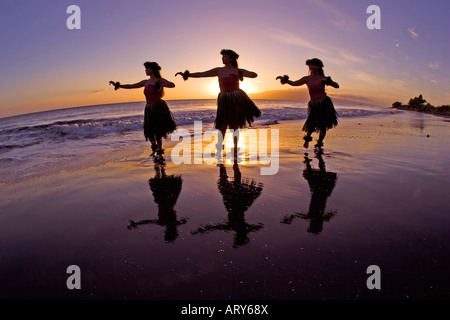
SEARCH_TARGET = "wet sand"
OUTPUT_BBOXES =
[0,110,449,302]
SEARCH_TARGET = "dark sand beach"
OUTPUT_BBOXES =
[0,110,449,302]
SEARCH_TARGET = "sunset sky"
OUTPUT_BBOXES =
[0,0,449,118]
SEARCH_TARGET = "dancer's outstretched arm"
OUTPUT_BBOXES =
[238,68,257,79]
[276,75,307,86]
[175,68,219,80]
[109,80,145,90]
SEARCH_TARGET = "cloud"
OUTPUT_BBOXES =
[271,32,324,53]
[305,0,361,32]
[350,72,379,85]
[368,52,395,63]
[428,62,440,69]
[369,52,386,60]
[91,89,105,94]
[393,79,407,88]
[445,92,450,102]
[270,29,365,66]
[408,28,420,40]
[422,73,440,85]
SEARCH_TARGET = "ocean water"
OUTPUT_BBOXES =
[0,99,393,183]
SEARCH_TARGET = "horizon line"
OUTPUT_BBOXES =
[0,97,392,120]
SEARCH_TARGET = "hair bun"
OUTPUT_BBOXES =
[220,49,239,60]
[144,61,161,70]
[306,58,324,68]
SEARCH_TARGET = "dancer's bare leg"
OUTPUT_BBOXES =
[317,130,326,147]
[157,138,163,151]
[150,138,158,157]
[303,131,314,148]
[218,127,226,150]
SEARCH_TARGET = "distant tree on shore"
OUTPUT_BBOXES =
[392,94,450,116]
[392,101,402,109]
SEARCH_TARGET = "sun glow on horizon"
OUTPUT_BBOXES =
[239,80,257,94]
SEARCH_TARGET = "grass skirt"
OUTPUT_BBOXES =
[302,96,338,133]
[144,100,177,141]
[215,89,261,130]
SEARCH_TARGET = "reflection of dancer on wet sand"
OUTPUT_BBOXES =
[192,163,264,248]
[176,49,261,153]
[109,61,176,158]
[281,153,337,235]
[128,158,186,243]
[277,58,339,151]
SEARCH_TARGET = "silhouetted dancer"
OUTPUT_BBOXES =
[110,61,176,158]
[192,163,264,248]
[281,153,337,235]
[277,58,339,151]
[128,158,186,243]
[176,49,261,155]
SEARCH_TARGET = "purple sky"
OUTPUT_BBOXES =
[0,0,449,117]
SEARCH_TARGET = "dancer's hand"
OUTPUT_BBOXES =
[321,76,332,85]
[175,70,190,80]
[276,75,289,84]
[109,81,121,90]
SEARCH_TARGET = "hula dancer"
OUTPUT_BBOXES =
[175,49,261,151]
[109,61,177,158]
[277,58,339,150]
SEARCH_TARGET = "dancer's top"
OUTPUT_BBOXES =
[219,76,240,93]
[307,83,327,101]
[144,84,162,104]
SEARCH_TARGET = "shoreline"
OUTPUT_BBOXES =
[392,106,450,119]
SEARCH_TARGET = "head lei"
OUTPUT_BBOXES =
[220,49,239,60]
[305,58,324,68]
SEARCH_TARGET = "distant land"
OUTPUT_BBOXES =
[248,87,384,106]
[392,95,450,117]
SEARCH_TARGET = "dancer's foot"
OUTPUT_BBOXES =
[150,144,158,157]
[303,135,313,148]
[314,140,324,151]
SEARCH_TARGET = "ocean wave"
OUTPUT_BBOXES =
[0,104,392,154]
